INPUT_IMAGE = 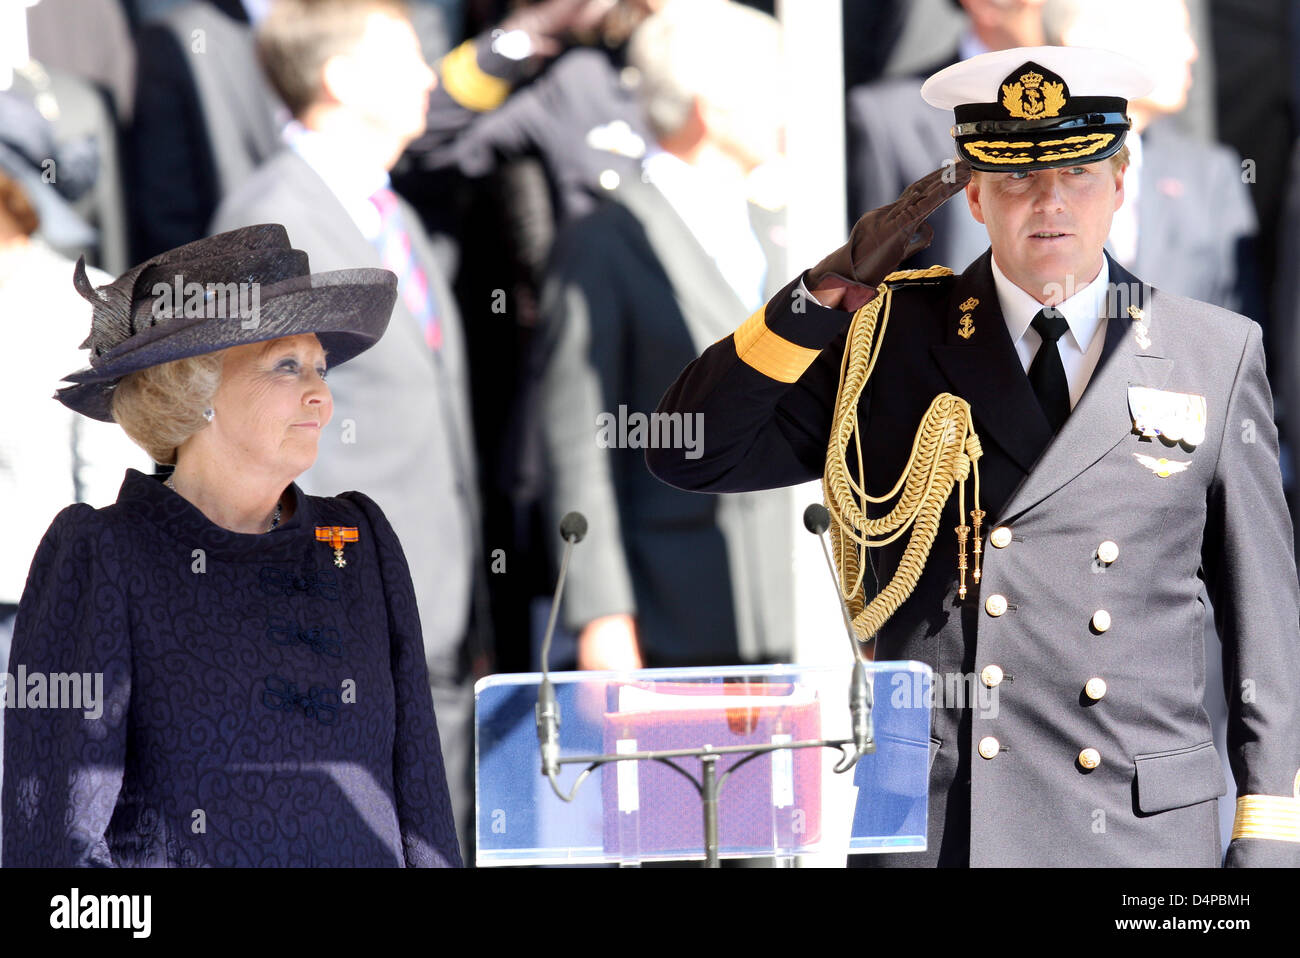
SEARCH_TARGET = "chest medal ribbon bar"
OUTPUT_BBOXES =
[316,526,359,568]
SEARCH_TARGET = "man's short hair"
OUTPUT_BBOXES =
[627,1,781,141]
[257,0,410,118]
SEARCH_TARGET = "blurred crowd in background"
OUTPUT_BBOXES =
[3,0,1300,858]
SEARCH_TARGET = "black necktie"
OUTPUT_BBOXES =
[1028,309,1071,433]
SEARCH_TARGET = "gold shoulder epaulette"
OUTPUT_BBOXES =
[881,266,957,286]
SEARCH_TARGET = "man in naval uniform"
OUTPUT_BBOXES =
[647,45,1300,867]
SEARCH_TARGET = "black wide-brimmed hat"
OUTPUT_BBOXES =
[921,46,1155,172]
[56,224,398,422]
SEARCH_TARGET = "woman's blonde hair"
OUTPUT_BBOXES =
[111,352,225,464]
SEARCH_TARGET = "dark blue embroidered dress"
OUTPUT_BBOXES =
[2,469,461,867]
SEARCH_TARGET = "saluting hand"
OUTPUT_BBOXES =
[808,159,971,310]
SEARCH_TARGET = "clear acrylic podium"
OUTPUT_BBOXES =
[474,661,932,866]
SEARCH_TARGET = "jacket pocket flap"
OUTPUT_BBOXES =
[1134,741,1226,813]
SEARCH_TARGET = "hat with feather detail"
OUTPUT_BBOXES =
[56,224,398,422]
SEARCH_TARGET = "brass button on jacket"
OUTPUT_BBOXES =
[990,526,1013,548]
[985,594,1008,617]
[1078,747,1102,770]
[979,736,1001,760]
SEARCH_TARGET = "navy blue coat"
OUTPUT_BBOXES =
[2,470,461,867]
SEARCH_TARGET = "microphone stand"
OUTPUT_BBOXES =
[535,507,876,867]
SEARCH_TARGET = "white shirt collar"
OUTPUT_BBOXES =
[242,0,274,26]
[285,124,390,241]
[641,149,767,310]
[957,31,991,63]
[991,253,1110,355]
[641,150,754,231]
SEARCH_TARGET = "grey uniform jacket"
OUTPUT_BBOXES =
[649,251,1300,866]
[132,1,284,259]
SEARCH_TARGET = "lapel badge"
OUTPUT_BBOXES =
[1128,386,1207,447]
[315,526,359,568]
[958,297,978,339]
[1128,304,1152,349]
[1133,453,1190,478]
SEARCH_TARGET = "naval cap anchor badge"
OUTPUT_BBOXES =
[958,297,978,339]
[1001,68,1067,119]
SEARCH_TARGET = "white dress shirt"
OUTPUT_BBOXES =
[795,250,1112,410]
[992,253,1111,410]
[641,150,768,312]
[284,124,390,242]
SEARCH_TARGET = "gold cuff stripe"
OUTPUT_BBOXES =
[963,133,1115,166]
[732,307,820,383]
[439,40,510,112]
[1231,794,1300,843]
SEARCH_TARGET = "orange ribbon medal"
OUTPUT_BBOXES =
[315,526,359,568]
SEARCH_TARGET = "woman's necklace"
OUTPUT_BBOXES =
[165,475,282,532]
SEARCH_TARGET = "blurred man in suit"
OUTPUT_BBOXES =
[134,0,583,261]
[131,0,285,261]
[537,2,794,671]
[399,0,665,674]
[212,0,485,861]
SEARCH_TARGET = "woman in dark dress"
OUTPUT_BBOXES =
[1,224,462,866]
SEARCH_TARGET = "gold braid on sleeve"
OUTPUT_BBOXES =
[823,267,985,644]
[1231,770,1300,843]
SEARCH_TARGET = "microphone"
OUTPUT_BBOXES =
[803,502,830,536]
[537,511,587,781]
[803,503,875,760]
[559,511,587,544]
